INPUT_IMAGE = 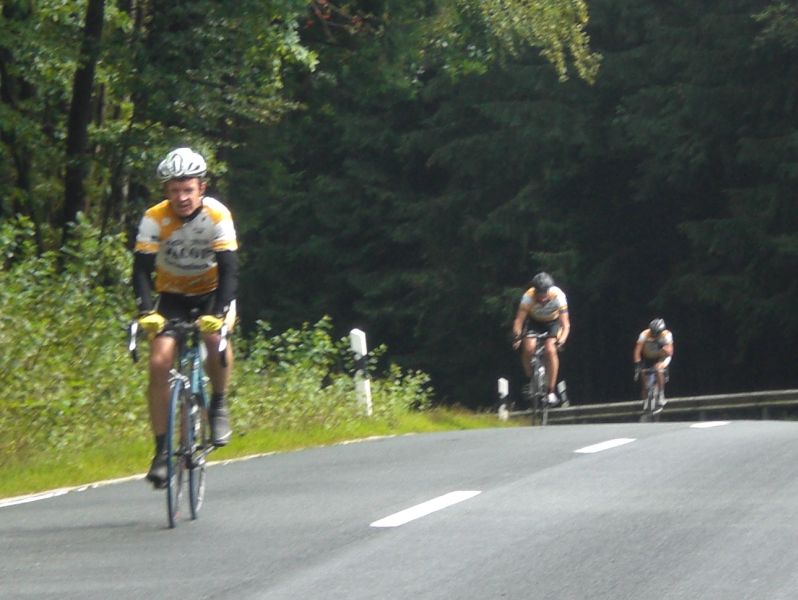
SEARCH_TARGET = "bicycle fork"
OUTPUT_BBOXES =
[169,369,193,463]
[188,398,213,469]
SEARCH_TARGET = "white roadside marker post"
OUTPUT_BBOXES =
[349,328,373,417]
[497,377,509,420]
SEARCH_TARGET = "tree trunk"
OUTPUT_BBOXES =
[61,0,105,248]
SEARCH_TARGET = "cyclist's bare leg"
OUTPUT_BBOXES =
[543,337,559,393]
[520,337,537,378]
[148,335,178,436]
[655,364,666,398]
[202,332,233,394]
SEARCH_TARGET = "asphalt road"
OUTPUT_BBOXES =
[3,420,798,599]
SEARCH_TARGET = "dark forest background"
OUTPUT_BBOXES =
[2,0,797,408]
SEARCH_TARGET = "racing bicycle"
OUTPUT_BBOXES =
[520,332,568,425]
[129,312,229,528]
[637,366,667,422]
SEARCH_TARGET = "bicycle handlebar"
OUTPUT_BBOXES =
[127,318,230,368]
[634,366,662,383]
[128,321,140,363]
[513,331,564,353]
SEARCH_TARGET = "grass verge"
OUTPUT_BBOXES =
[0,409,515,499]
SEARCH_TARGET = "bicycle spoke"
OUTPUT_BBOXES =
[188,394,209,519]
[166,382,186,528]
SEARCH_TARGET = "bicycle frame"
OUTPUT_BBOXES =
[171,320,212,457]
[128,315,228,527]
[639,367,665,421]
[524,332,551,426]
[164,319,214,526]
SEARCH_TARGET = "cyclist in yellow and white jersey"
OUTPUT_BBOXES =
[634,318,674,406]
[511,272,571,406]
[133,147,238,488]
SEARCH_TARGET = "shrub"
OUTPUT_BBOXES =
[0,217,434,464]
[0,215,145,460]
[231,316,433,432]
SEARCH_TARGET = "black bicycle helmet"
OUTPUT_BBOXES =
[531,272,554,294]
[649,318,666,334]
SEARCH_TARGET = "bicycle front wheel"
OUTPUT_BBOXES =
[642,378,657,422]
[166,382,189,528]
[188,394,209,519]
[532,363,547,426]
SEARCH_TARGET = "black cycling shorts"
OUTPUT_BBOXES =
[154,292,220,338]
[642,356,671,370]
[524,318,561,339]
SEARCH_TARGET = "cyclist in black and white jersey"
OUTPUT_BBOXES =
[634,318,674,405]
[511,272,571,406]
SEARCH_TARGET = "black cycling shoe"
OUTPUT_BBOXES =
[210,406,232,447]
[146,452,169,489]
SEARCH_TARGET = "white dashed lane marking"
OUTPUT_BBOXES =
[370,491,482,528]
[574,438,636,454]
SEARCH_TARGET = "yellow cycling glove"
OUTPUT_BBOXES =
[198,314,224,333]
[138,312,166,339]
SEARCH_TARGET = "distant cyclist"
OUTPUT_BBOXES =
[133,147,238,488]
[634,318,674,405]
[511,272,570,406]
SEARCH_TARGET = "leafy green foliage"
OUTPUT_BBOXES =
[0,0,319,240]
[232,317,432,432]
[454,0,602,82]
[0,219,432,464]
[754,1,798,48]
[4,0,798,414]
[230,0,798,407]
[0,215,139,459]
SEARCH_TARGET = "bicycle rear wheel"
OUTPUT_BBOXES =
[540,396,549,425]
[166,382,189,528]
[532,362,548,426]
[642,375,658,422]
[188,394,209,519]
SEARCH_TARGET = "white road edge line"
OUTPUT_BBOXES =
[690,421,730,429]
[575,438,636,454]
[1,435,414,509]
[0,489,72,508]
[370,490,481,528]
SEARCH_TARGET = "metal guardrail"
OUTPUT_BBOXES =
[499,389,798,424]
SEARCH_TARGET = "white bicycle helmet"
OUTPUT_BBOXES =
[156,147,207,182]
[649,318,666,334]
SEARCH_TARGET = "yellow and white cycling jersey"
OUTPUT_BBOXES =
[520,285,568,323]
[638,329,674,360]
[134,197,237,296]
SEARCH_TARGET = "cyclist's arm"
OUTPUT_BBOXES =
[658,342,674,359]
[557,310,570,346]
[214,249,238,316]
[511,305,528,339]
[633,340,643,363]
[132,252,156,313]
